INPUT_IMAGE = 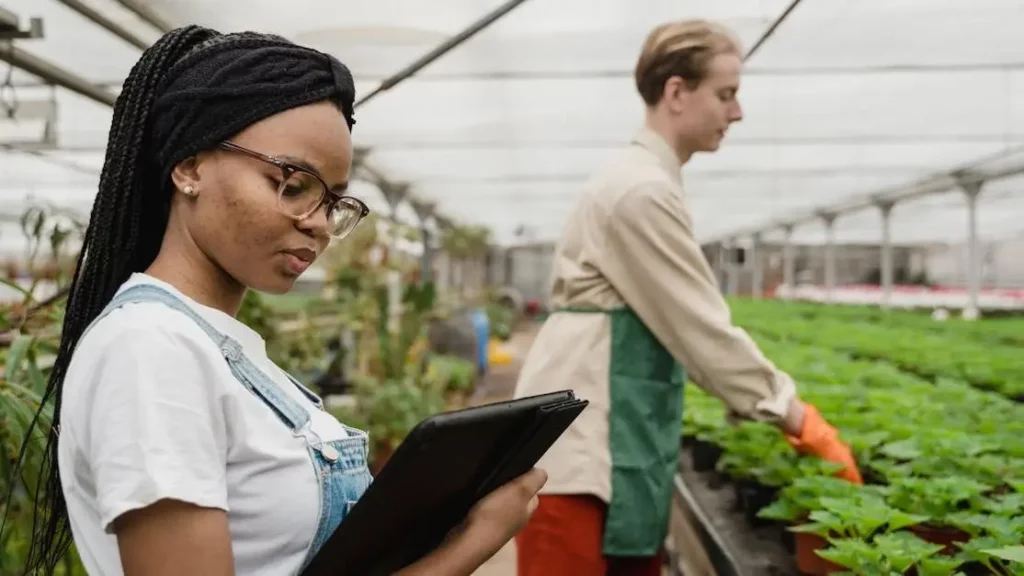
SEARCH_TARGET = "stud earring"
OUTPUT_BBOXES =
[183,185,197,197]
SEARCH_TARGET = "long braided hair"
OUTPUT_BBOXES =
[6,24,357,574]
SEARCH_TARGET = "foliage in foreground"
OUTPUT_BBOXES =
[684,299,1024,574]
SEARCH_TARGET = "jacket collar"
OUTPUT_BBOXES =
[630,127,683,186]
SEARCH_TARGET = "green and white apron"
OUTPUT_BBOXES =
[557,306,685,557]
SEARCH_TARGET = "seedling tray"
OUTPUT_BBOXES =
[674,448,797,576]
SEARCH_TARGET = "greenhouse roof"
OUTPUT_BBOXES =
[1,0,1022,254]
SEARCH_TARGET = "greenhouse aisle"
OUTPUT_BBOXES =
[471,321,543,406]
[471,320,540,576]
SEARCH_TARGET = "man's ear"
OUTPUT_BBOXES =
[170,156,201,194]
[661,76,688,113]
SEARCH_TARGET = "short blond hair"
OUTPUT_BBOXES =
[634,20,742,106]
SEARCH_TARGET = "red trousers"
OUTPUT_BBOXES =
[515,495,664,576]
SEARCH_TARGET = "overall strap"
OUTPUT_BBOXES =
[84,284,312,432]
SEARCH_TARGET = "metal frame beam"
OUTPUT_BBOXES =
[743,0,805,62]
[353,0,534,226]
[112,0,172,34]
[380,166,959,185]
[0,45,118,107]
[55,0,149,50]
[0,6,42,40]
[350,62,1024,83]
[354,0,533,108]
[705,145,1024,243]
[36,133,1024,154]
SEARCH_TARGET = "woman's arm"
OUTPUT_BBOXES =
[396,468,548,576]
[114,468,545,576]
[74,324,235,573]
[115,499,234,576]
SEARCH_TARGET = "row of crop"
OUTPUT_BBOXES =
[729,298,1024,347]
[725,299,1024,400]
[681,331,1024,574]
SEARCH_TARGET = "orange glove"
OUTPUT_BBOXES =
[785,403,863,484]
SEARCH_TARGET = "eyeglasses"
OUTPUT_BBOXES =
[217,141,370,239]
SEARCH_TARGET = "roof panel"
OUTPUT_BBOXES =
[751,0,1024,69]
[2,0,1022,246]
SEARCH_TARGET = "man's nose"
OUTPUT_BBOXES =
[730,101,744,123]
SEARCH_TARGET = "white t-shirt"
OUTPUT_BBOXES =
[57,273,351,576]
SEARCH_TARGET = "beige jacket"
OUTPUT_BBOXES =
[513,128,796,501]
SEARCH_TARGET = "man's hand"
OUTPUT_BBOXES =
[784,402,863,484]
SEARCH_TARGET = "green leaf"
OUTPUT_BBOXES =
[816,538,883,572]
[917,556,965,576]
[880,439,922,460]
[981,545,1024,564]
[871,532,944,572]
[756,498,801,521]
[4,332,33,377]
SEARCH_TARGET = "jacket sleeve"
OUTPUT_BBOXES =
[596,180,796,422]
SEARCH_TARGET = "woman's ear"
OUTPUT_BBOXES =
[170,156,201,196]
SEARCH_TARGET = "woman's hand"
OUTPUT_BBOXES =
[464,467,547,546]
[396,467,548,576]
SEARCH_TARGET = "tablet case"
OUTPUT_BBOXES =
[301,391,588,576]
[474,399,587,499]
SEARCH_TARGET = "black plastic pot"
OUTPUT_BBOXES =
[689,439,723,472]
[734,480,779,528]
[960,561,996,576]
[861,466,887,486]
[781,528,795,554]
[680,434,695,449]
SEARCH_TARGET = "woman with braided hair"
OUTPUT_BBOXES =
[14,25,546,576]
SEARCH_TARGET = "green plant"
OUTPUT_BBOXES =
[424,354,477,394]
[817,532,951,575]
[484,302,514,341]
[0,205,87,573]
[682,297,1024,574]
[373,279,436,382]
[351,375,446,462]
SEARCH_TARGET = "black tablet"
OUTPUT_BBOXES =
[301,390,588,576]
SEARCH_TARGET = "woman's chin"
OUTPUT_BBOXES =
[249,269,300,295]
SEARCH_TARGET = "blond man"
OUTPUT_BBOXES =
[513,20,862,576]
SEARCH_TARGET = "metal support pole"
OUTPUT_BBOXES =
[0,44,117,107]
[354,0,533,108]
[410,199,436,283]
[821,213,837,302]
[420,227,433,282]
[782,225,795,290]
[750,233,763,299]
[877,201,895,309]
[56,0,150,50]
[112,0,173,34]
[957,179,985,319]
[726,239,739,296]
[720,240,729,289]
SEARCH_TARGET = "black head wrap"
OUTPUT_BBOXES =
[150,27,357,183]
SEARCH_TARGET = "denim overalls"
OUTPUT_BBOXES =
[83,283,373,570]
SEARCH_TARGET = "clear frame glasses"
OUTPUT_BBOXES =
[217,141,370,239]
